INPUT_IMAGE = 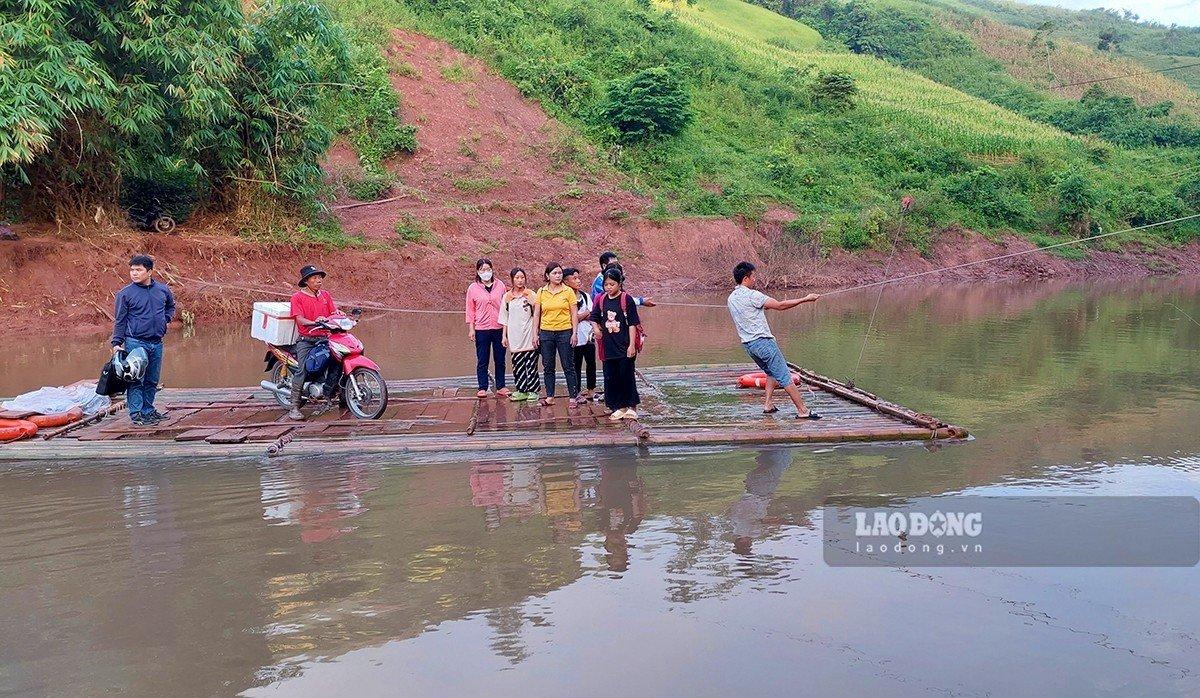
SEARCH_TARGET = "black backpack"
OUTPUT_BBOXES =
[96,356,129,396]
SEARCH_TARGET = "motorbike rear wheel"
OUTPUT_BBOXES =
[269,363,298,408]
[345,367,388,419]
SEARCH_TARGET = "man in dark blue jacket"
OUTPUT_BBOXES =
[111,254,176,425]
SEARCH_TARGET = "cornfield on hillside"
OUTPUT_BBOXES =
[668,1,1074,154]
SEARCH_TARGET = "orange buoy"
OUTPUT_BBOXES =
[0,419,39,443]
[736,372,801,389]
[27,407,84,429]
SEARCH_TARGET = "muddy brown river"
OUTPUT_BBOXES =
[1,278,1198,696]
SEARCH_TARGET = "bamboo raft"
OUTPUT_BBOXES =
[0,364,967,460]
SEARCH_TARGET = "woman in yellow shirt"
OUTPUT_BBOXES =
[533,262,581,405]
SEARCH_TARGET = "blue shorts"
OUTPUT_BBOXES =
[743,337,791,387]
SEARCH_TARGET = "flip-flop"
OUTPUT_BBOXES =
[796,412,822,420]
[762,406,779,414]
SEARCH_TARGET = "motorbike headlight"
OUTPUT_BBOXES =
[329,341,351,356]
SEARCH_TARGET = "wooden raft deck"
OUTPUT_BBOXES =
[0,364,967,460]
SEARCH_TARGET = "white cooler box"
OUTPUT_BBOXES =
[251,302,298,345]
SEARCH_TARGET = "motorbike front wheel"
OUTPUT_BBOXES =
[344,367,388,419]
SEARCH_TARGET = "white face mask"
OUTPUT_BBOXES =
[479,270,493,283]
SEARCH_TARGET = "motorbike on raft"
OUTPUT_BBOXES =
[260,310,389,419]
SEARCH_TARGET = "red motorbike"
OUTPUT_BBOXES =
[260,311,389,419]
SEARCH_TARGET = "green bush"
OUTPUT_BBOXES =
[344,171,397,200]
[810,70,858,112]
[512,52,595,111]
[1177,176,1200,210]
[452,176,507,194]
[1054,172,1099,227]
[395,214,436,245]
[942,168,1036,229]
[597,66,694,143]
[764,146,798,183]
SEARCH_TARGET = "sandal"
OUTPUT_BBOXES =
[796,411,822,420]
[762,406,779,414]
[476,390,489,399]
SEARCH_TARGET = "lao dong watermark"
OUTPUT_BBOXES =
[853,510,983,556]
[824,496,1199,567]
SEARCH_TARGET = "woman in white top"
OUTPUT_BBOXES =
[499,268,540,401]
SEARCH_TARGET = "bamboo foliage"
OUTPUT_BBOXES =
[0,0,351,208]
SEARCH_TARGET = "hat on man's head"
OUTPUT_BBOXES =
[298,265,326,287]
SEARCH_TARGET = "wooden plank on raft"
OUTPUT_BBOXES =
[176,428,225,442]
[206,428,253,444]
[245,425,297,442]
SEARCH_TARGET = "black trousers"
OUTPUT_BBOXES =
[574,342,597,392]
[603,356,639,411]
[539,329,579,398]
[474,328,506,390]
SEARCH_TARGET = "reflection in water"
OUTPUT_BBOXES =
[597,462,647,573]
[260,463,378,544]
[1,280,1199,695]
[729,449,790,556]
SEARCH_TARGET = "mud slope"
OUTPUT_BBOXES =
[327,29,764,288]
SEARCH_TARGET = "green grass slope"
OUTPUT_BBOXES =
[326,0,1200,250]
[686,0,822,50]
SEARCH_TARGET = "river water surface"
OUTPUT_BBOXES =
[1,279,1198,696]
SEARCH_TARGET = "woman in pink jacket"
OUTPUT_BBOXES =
[466,258,509,398]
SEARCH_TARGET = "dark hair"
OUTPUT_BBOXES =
[129,254,154,270]
[544,261,563,279]
[603,267,625,285]
[599,251,618,268]
[475,258,493,283]
[733,261,756,285]
[562,267,579,278]
[509,267,526,282]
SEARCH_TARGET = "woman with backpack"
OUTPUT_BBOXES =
[589,267,643,420]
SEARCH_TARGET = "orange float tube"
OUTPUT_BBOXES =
[736,372,801,389]
[27,407,84,429]
[0,419,39,443]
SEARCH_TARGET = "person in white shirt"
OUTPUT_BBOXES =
[499,268,541,401]
[727,261,821,418]
[565,268,598,400]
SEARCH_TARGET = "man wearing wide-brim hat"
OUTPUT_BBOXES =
[287,264,339,420]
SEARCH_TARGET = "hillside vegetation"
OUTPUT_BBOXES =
[323,0,1198,250]
[947,0,1200,92]
[4,0,1198,255]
